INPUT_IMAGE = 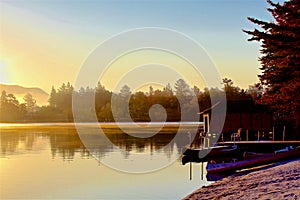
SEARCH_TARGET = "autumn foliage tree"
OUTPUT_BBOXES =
[244,0,300,135]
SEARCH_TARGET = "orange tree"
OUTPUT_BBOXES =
[244,0,300,137]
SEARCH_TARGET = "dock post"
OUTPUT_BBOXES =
[189,162,192,180]
[283,126,286,141]
[257,131,260,141]
[201,162,204,180]
[272,127,275,141]
[188,131,192,148]
[207,137,210,147]
[246,130,248,141]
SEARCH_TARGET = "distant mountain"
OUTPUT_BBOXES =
[0,84,49,106]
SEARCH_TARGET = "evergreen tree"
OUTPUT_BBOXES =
[162,83,173,97]
[49,82,74,121]
[95,81,112,117]
[0,90,22,122]
[221,78,249,100]
[149,86,154,96]
[111,85,132,121]
[49,86,57,107]
[244,0,300,133]
[0,90,8,106]
[23,93,36,113]
[130,91,149,121]
[174,79,191,98]
[192,85,201,97]
[120,85,131,98]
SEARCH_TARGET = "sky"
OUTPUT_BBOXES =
[0,0,282,93]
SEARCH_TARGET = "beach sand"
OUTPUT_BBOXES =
[184,160,300,200]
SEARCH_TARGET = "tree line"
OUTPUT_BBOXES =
[0,78,255,122]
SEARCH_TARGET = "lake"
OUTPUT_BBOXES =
[0,123,211,199]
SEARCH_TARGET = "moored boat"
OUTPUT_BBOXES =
[183,145,238,159]
[206,146,300,173]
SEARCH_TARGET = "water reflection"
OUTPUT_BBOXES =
[0,124,211,199]
[0,124,195,161]
[48,128,89,160]
[0,127,85,160]
[1,130,37,156]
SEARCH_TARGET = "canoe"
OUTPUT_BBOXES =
[183,145,237,159]
[243,146,296,159]
[207,146,300,173]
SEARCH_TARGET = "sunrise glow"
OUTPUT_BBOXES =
[0,0,277,92]
[0,60,11,83]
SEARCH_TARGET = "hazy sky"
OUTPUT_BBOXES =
[0,0,282,93]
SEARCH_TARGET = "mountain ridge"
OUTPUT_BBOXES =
[0,84,49,106]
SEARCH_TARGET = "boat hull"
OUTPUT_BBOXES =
[207,146,300,173]
[183,145,237,159]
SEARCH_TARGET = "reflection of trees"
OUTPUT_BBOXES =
[48,128,87,160]
[107,132,174,151]
[0,127,88,160]
[0,131,36,156]
[0,125,197,160]
[103,125,196,159]
[1,131,21,155]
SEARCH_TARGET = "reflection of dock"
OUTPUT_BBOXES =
[217,141,300,153]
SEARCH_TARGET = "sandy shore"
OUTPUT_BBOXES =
[184,159,300,200]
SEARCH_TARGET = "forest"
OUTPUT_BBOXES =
[0,78,257,123]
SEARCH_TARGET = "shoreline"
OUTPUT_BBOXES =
[184,159,300,200]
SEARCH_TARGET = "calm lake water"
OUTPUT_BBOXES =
[0,123,211,199]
